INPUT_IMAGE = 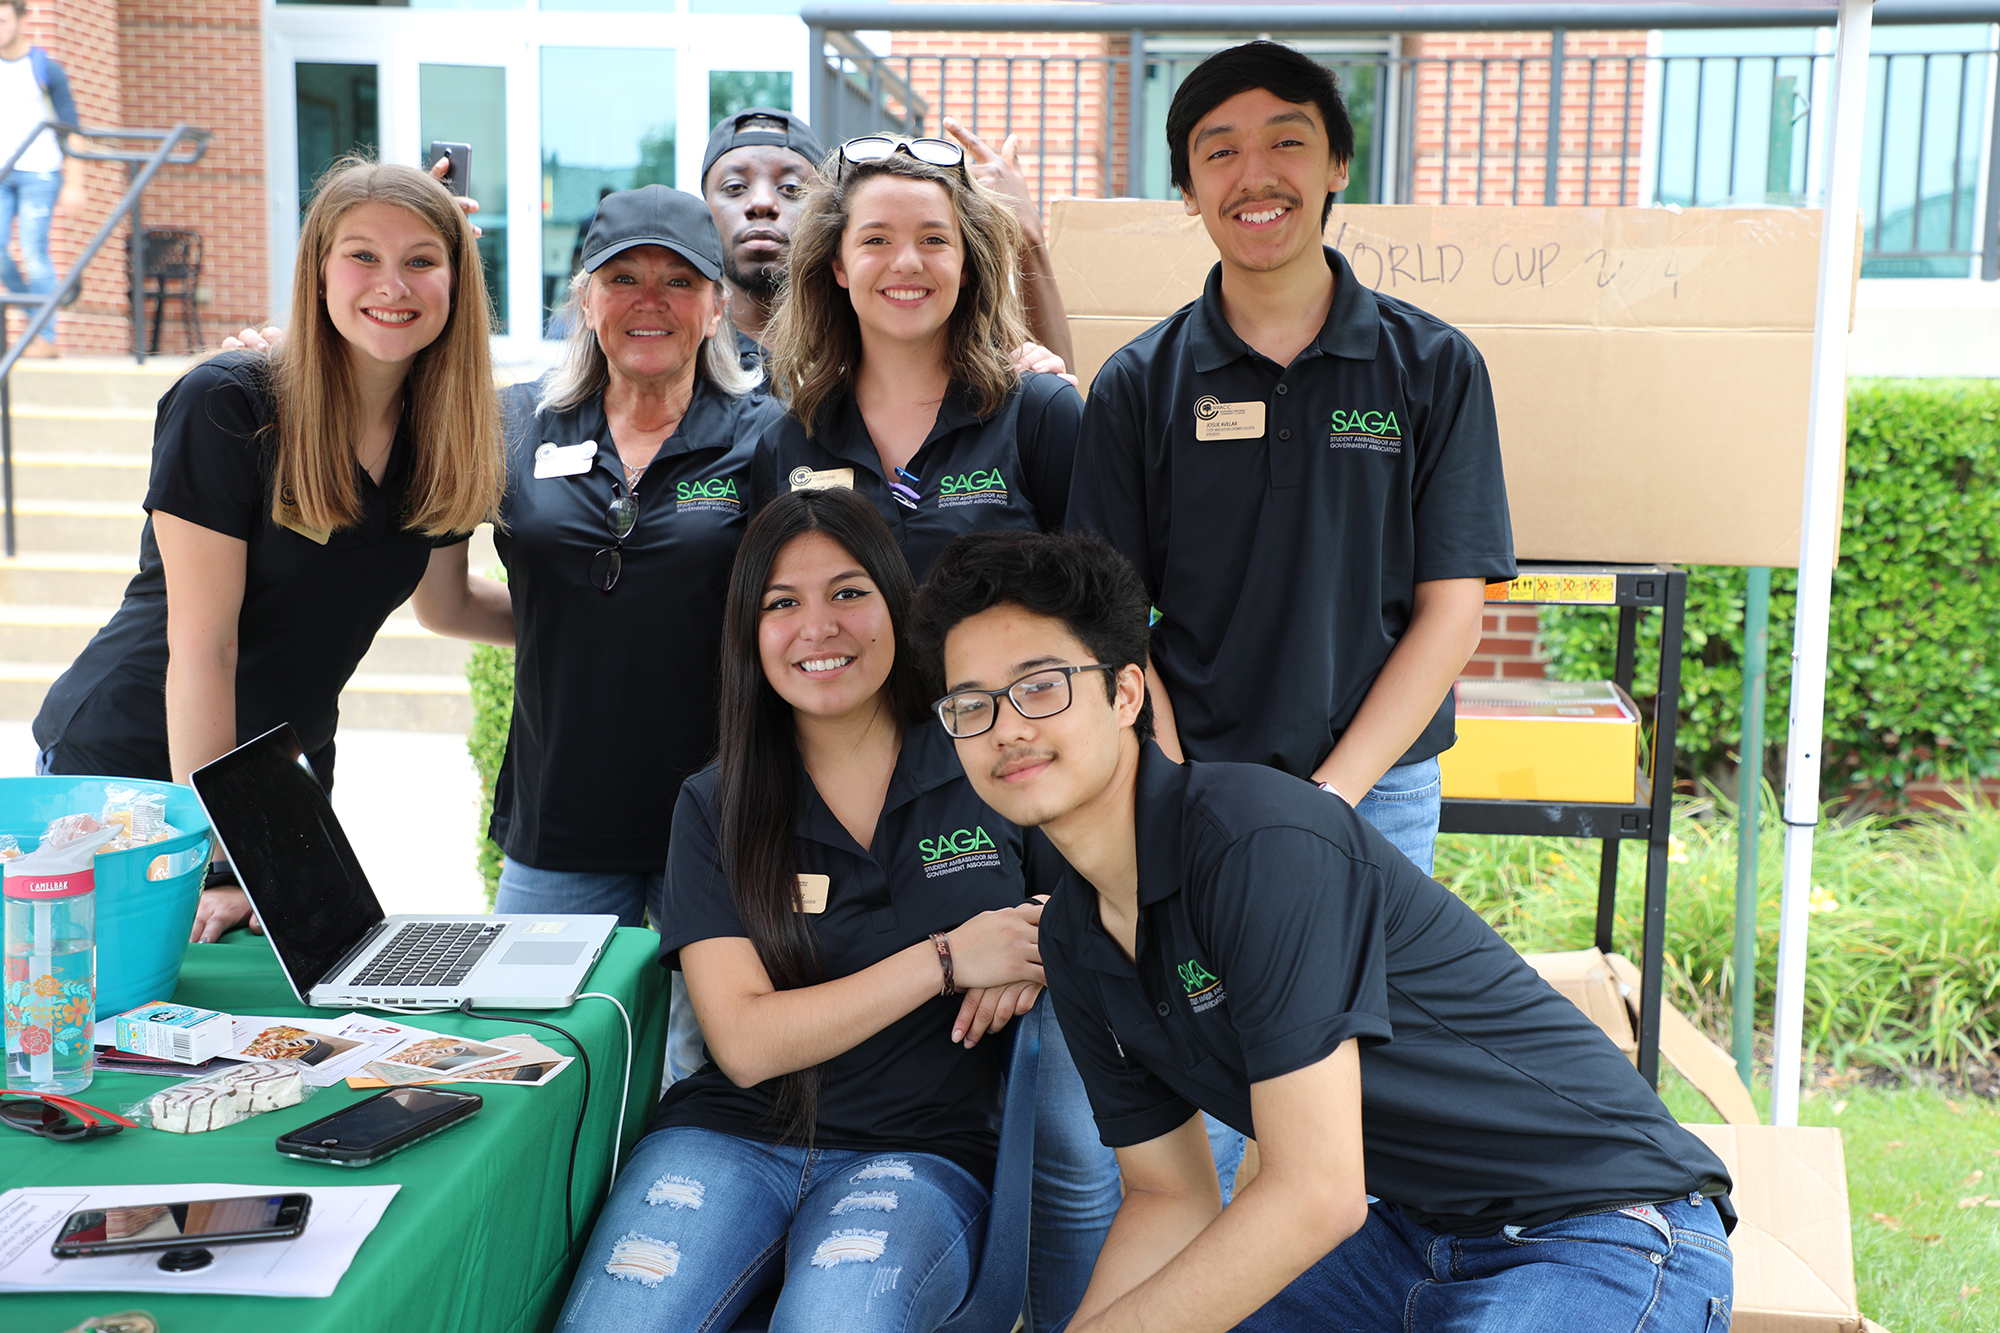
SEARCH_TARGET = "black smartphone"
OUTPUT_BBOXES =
[427,140,471,198]
[51,1194,310,1259]
[275,1086,481,1167]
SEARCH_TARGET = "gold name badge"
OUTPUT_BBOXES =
[1192,396,1267,442]
[797,874,830,914]
[789,466,855,492]
[276,512,330,545]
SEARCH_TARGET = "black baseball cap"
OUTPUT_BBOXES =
[579,185,723,280]
[700,107,826,191]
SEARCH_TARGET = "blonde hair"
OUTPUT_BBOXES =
[764,150,1027,434]
[269,156,503,537]
[538,261,761,415]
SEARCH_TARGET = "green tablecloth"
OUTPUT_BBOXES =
[3,927,668,1333]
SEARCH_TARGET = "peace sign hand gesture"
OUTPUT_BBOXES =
[942,116,1045,249]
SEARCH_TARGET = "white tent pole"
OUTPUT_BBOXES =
[1772,0,1874,1129]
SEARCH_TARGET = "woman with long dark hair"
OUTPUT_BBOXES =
[556,488,1051,1332]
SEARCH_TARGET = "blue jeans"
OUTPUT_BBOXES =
[0,170,60,345]
[1029,1012,1121,1332]
[1354,756,1443,877]
[1238,1194,1732,1332]
[1202,759,1446,1208]
[557,1127,988,1333]
[496,857,704,1083]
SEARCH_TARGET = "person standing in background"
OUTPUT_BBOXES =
[0,0,82,358]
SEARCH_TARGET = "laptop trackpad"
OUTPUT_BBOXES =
[501,942,585,967]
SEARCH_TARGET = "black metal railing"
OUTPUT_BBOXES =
[811,31,2000,279]
[0,120,209,557]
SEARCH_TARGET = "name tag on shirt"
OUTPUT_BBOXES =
[796,874,830,914]
[534,439,599,479]
[277,512,330,545]
[789,466,854,492]
[1193,397,1266,442]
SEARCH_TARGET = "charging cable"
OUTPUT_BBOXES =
[457,999,592,1254]
[576,991,634,1175]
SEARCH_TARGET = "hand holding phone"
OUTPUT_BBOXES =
[427,141,471,200]
[276,1086,482,1167]
[52,1194,310,1258]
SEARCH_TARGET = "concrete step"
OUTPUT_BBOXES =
[357,621,474,676]
[0,661,62,726]
[4,406,154,455]
[8,450,150,503]
[5,358,195,413]
[340,674,471,732]
[9,499,147,553]
[0,552,139,606]
[0,603,120,662]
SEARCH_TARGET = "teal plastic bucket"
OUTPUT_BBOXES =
[1,776,211,1020]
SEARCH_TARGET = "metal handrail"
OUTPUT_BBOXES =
[0,120,208,557]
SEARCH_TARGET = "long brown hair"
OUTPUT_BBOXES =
[269,156,503,537]
[764,148,1027,434]
[716,488,928,1141]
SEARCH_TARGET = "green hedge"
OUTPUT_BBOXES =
[1541,379,2000,799]
[466,643,513,908]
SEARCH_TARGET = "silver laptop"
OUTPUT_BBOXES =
[191,725,617,1010]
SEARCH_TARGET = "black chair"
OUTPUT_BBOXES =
[141,227,202,354]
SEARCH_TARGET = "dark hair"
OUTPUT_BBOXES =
[715,487,927,1142]
[912,530,1155,746]
[1167,40,1355,229]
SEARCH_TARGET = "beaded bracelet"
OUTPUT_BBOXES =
[932,928,956,992]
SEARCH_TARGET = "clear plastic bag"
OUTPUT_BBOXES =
[0,833,18,860]
[120,1059,319,1133]
[101,787,168,842]
[42,812,107,848]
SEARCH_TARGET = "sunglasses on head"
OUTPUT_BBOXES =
[837,135,970,183]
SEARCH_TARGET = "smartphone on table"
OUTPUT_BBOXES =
[275,1086,482,1167]
[427,140,471,198]
[51,1194,310,1258]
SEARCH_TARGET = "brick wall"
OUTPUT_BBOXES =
[14,0,263,356]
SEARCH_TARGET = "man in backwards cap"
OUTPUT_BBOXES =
[700,106,1075,371]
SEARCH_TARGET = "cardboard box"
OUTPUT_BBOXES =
[1528,949,1876,1332]
[1048,200,1834,568]
[1440,679,1640,803]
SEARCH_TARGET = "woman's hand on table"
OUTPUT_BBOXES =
[191,887,263,943]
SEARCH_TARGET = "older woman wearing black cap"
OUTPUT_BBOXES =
[489,186,783,1079]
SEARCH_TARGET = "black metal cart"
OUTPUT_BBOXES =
[1440,562,1686,1086]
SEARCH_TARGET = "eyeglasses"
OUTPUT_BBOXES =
[932,664,1117,739]
[588,492,639,593]
[837,135,970,182]
[0,1090,139,1142]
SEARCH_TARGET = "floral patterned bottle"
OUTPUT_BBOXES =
[4,831,111,1094]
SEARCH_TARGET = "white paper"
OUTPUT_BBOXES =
[220,1015,467,1088]
[0,1181,400,1297]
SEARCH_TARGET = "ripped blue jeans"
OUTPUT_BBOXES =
[557,1127,988,1333]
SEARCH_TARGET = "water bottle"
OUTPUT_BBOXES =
[4,826,117,1094]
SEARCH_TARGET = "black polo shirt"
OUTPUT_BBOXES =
[33,352,451,788]
[651,724,1047,1184]
[752,372,1081,581]
[1041,744,1733,1237]
[489,376,784,873]
[1069,248,1516,777]
[734,326,765,376]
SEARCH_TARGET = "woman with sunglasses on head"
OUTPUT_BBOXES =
[756,136,1116,1333]
[558,487,1049,1332]
[32,157,509,941]
[755,135,1083,583]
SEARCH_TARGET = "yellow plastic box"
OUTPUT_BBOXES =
[1440,679,1640,803]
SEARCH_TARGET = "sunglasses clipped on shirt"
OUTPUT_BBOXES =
[588,491,640,593]
[837,135,970,183]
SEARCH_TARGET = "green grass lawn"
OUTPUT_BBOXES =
[1658,1070,2000,1330]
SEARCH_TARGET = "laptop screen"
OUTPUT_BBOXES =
[190,725,385,998]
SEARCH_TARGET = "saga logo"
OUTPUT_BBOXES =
[939,469,1006,496]
[677,477,740,502]
[920,826,998,863]
[1328,408,1402,438]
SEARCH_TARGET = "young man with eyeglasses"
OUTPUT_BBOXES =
[910,529,1734,1333]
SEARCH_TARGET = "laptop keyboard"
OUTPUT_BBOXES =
[351,921,506,989]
